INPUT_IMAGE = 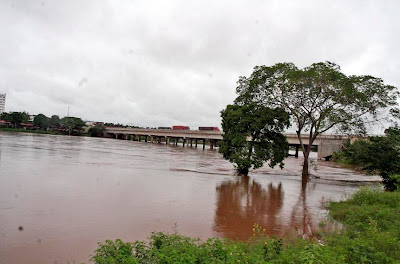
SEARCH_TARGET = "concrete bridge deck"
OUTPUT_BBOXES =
[104,127,349,159]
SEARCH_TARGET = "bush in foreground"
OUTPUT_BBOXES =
[91,188,400,263]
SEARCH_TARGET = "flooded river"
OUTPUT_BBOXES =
[0,132,380,263]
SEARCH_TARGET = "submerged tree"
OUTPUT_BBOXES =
[235,62,399,180]
[220,103,290,176]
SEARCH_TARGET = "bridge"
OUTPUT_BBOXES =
[104,127,349,159]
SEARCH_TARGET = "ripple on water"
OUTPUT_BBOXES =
[0,132,381,264]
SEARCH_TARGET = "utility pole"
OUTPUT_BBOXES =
[68,106,69,117]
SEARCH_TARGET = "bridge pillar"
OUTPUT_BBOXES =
[175,138,178,146]
[137,135,141,141]
[144,136,148,142]
[190,139,193,147]
[158,137,162,144]
[166,137,170,145]
[203,139,206,150]
[195,139,198,148]
[295,145,299,158]
[210,140,214,150]
[183,138,186,147]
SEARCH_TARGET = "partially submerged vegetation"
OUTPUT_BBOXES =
[334,126,400,191]
[91,188,400,263]
[227,61,399,179]
[219,103,290,176]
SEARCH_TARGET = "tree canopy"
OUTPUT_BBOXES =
[33,114,49,130]
[1,111,29,128]
[60,116,85,135]
[88,124,105,137]
[49,115,61,131]
[219,103,290,176]
[235,61,399,179]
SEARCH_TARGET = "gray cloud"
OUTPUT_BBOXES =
[1,0,399,128]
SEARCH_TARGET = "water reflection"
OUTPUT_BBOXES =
[214,177,322,240]
[285,180,316,239]
[214,177,284,240]
[0,133,376,263]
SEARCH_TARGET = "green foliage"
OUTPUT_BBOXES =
[33,113,50,130]
[334,126,400,191]
[49,115,61,131]
[234,61,399,177]
[0,112,12,122]
[327,188,400,263]
[220,103,290,175]
[0,111,29,128]
[299,244,325,264]
[92,188,400,263]
[91,239,137,264]
[60,116,86,135]
[88,124,105,137]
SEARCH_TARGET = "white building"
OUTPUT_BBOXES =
[0,93,5,113]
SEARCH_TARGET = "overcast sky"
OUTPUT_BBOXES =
[1,0,399,128]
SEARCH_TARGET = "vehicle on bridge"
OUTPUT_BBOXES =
[157,127,172,129]
[198,127,220,131]
[172,126,190,130]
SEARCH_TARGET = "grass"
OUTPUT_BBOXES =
[91,188,400,263]
[0,127,60,134]
[0,127,89,136]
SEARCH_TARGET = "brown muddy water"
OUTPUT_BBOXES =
[0,132,380,263]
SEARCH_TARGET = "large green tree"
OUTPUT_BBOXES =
[235,62,399,180]
[220,103,290,176]
[33,114,49,130]
[88,124,105,137]
[60,116,85,135]
[49,115,61,131]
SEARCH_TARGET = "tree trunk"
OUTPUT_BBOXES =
[296,130,309,181]
[237,167,249,177]
[302,148,310,181]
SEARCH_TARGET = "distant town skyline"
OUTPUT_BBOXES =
[1,0,400,129]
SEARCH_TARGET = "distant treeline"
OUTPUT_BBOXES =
[0,112,97,136]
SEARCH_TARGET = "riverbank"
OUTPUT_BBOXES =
[0,127,60,135]
[91,188,400,263]
[0,127,90,136]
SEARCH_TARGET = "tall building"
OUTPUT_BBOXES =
[0,93,5,113]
